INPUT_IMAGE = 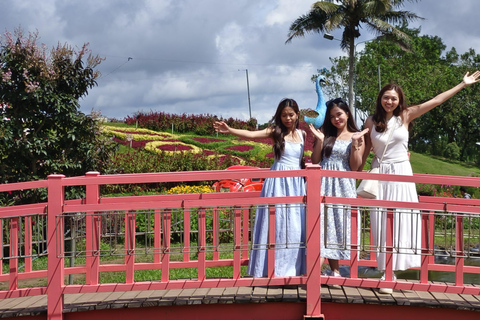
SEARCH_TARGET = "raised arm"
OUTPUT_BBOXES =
[405,71,480,123]
[308,123,324,164]
[213,121,272,139]
[350,128,369,171]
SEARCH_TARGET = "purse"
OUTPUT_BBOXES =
[356,124,395,199]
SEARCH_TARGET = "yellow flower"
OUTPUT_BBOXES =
[102,125,176,141]
[167,185,214,194]
[145,141,203,155]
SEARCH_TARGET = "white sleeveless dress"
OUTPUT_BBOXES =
[247,129,306,277]
[370,116,421,271]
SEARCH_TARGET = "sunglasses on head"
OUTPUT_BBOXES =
[326,97,346,107]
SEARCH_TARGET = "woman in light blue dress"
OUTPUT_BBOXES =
[309,98,368,277]
[214,98,306,277]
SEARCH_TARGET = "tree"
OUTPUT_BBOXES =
[286,0,423,112]
[0,28,116,203]
[327,25,480,162]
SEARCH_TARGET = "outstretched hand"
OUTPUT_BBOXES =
[463,71,480,86]
[308,123,324,141]
[352,128,369,150]
[213,121,229,134]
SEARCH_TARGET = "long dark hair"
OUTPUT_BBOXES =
[268,98,300,160]
[321,98,359,159]
[373,83,407,132]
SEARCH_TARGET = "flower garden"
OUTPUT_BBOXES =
[101,111,476,199]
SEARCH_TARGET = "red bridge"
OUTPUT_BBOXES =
[0,165,479,319]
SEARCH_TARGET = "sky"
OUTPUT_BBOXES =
[1,0,479,125]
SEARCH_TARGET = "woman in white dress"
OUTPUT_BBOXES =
[363,71,480,293]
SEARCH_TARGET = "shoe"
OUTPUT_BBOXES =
[379,287,393,294]
[329,271,342,289]
[380,273,397,281]
[378,272,396,294]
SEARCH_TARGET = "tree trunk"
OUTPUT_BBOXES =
[348,37,355,115]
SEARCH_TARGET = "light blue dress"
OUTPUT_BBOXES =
[320,139,356,260]
[247,130,306,277]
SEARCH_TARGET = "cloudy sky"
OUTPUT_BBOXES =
[1,0,479,124]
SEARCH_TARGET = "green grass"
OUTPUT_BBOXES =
[0,243,248,289]
[410,151,480,176]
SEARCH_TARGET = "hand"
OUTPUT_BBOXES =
[463,71,480,86]
[308,123,324,141]
[213,121,230,134]
[351,128,369,150]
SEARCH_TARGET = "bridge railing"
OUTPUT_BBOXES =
[0,165,479,319]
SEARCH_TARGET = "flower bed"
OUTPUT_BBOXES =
[225,145,254,152]
[193,137,226,143]
[145,140,202,155]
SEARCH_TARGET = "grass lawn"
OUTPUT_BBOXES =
[410,151,480,176]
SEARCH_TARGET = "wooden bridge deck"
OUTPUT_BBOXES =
[1,281,479,318]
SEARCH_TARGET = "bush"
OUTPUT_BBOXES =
[443,142,460,160]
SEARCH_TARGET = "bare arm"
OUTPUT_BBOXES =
[308,123,324,164]
[350,128,369,171]
[359,117,374,171]
[213,121,272,139]
[405,71,480,123]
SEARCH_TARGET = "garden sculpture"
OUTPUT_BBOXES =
[304,74,328,129]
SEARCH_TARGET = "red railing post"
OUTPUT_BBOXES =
[47,174,65,320]
[125,211,136,283]
[233,207,242,279]
[198,208,206,281]
[350,208,359,279]
[455,214,464,286]
[304,164,323,319]
[420,211,430,284]
[267,204,276,278]
[212,207,220,261]
[161,209,171,282]
[24,216,33,272]
[384,208,394,281]
[242,206,250,260]
[154,209,161,264]
[85,172,101,285]
[9,217,19,291]
[183,206,191,262]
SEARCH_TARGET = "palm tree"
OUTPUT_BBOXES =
[286,0,423,112]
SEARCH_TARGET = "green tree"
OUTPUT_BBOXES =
[328,25,480,162]
[0,28,116,203]
[286,0,423,112]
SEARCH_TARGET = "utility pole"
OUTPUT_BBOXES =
[240,69,252,119]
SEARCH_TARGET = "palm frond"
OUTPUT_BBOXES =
[286,12,329,43]
[365,18,413,51]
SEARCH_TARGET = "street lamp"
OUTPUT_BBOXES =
[324,33,383,124]
[239,69,252,119]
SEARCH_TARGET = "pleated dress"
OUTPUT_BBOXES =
[370,116,422,271]
[247,130,306,277]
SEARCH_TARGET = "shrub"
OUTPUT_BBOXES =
[443,142,460,160]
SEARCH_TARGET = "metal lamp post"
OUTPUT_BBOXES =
[239,69,252,119]
[323,33,383,125]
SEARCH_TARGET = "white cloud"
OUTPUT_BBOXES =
[1,0,479,126]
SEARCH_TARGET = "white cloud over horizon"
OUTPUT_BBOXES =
[1,0,479,124]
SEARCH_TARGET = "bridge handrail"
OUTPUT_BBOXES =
[0,165,479,319]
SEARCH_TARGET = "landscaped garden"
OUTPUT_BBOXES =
[103,110,479,198]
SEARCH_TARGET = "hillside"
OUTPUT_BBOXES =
[410,151,480,177]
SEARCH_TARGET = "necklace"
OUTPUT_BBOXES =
[285,130,300,142]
